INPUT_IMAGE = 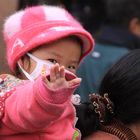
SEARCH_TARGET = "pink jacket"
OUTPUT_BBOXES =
[0,74,80,140]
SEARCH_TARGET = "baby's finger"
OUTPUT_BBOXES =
[42,76,50,85]
[54,63,60,79]
[60,66,65,78]
[50,64,58,82]
[68,78,82,87]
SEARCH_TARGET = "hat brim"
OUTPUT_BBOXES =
[8,25,94,71]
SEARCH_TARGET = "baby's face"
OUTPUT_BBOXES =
[27,37,82,74]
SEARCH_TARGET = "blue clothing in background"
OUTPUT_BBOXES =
[76,25,140,102]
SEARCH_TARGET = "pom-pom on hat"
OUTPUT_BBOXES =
[3,5,94,72]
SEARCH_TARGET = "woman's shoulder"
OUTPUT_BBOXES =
[84,131,120,140]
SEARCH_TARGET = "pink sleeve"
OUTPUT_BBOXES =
[0,76,78,134]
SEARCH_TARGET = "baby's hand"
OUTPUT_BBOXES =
[43,63,81,90]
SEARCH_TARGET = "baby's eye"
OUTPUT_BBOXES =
[68,65,76,70]
[47,59,57,64]
[67,65,77,73]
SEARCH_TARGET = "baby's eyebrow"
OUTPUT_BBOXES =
[50,52,79,64]
[70,60,79,64]
[50,52,62,58]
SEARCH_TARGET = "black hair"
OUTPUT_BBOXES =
[104,0,140,27]
[76,49,140,139]
[99,49,140,124]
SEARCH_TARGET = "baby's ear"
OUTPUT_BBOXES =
[20,54,30,71]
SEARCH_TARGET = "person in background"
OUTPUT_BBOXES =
[76,49,140,140]
[17,0,63,10]
[76,0,140,101]
[17,0,39,10]
[61,0,105,34]
[0,5,94,140]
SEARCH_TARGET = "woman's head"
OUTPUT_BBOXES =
[105,0,140,27]
[76,49,140,139]
[99,49,140,125]
[3,5,94,73]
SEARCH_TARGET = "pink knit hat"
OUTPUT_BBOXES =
[3,5,94,72]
